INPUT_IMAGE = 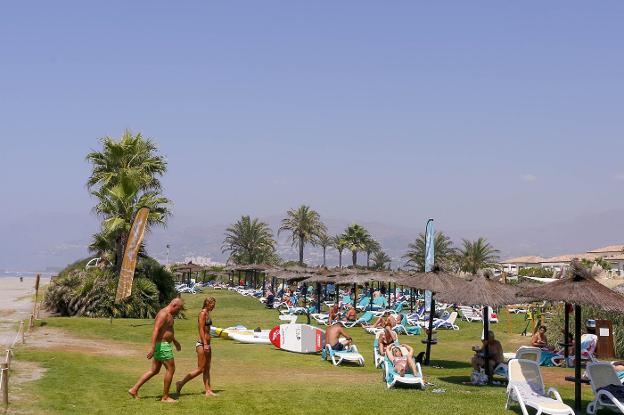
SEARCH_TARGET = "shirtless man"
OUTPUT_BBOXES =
[531,325,553,350]
[325,322,353,351]
[129,298,184,402]
[471,330,504,373]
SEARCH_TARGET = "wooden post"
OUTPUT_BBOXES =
[29,314,34,331]
[1,362,8,406]
[20,321,25,344]
[4,350,10,370]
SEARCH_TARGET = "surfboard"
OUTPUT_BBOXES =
[269,324,325,353]
[229,330,271,344]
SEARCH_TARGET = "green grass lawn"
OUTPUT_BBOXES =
[13,290,605,414]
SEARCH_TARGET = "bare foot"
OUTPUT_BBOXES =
[128,389,139,400]
[175,381,183,394]
[161,397,177,403]
[205,390,218,397]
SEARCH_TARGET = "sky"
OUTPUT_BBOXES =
[1,2,624,270]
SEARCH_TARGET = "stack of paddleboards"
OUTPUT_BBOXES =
[211,326,271,344]
[269,324,325,353]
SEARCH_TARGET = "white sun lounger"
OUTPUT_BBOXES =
[586,362,624,414]
[323,343,365,366]
[506,359,574,415]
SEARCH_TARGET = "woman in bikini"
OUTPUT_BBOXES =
[386,344,418,376]
[176,297,217,397]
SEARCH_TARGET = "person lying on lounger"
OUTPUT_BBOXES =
[365,311,397,329]
[326,323,353,351]
[386,345,418,376]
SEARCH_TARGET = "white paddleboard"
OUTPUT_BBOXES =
[269,324,325,353]
[229,330,271,344]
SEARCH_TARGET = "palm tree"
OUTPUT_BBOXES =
[343,224,370,267]
[363,236,381,269]
[458,237,500,275]
[278,205,327,265]
[222,215,278,265]
[86,130,166,192]
[332,235,347,268]
[371,250,392,270]
[317,232,332,267]
[403,231,456,272]
[86,132,171,272]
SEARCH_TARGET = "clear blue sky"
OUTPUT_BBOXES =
[1,2,624,269]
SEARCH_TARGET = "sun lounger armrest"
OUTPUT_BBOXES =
[547,387,563,402]
[596,389,624,411]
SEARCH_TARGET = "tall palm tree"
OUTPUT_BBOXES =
[222,215,278,265]
[343,224,370,267]
[86,130,166,192]
[458,237,500,275]
[278,205,327,266]
[363,236,381,269]
[332,235,347,268]
[86,132,171,272]
[317,232,332,267]
[403,231,456,272]
[371,250,392,270]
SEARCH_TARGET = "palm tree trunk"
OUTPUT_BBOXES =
[352,251,357,267]
[366,251,370,269]
[339,251,342,268]
[115,233,126,274]
[298,235,304,265]
[322,247,326,267]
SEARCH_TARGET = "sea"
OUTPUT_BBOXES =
[1,271,55,278]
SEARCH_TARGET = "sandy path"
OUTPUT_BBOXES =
[0,276,49,349]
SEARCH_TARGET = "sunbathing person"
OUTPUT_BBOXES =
[328,303,340,323]
[378,324,398,355]
[531,325,554,350]
[386,345,418,376]
[343,305,357,322]
[326,322,353,351]
[471,331,504,373]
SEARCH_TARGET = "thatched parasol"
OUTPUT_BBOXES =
[397,271,471,365]
[435,275,521,381]
[521,260,624,411]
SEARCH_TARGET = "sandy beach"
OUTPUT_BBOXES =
[0,276,50,348]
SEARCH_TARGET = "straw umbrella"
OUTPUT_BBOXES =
[521,260,624,411]
[398,271,468,365]
[435,274,521,381]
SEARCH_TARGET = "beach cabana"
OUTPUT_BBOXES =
[521,260,624,412]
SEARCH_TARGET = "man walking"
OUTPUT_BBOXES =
[129,298,184,402]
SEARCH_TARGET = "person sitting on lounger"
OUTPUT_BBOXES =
[328,303,340,323]
[343,305,357,322]
[326,323,353,351]
[471,331,504,373]
[531,325,554,350]
[378,323,398,355]
[364,311,394,329]
[386,345,418,376]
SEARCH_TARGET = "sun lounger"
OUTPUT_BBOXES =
[432,312,459,330]
[340,311,375,328]
[459,306,483,322]
[394,315,422,336]
[551,333,598,367]
[356,296,370,311]
[383,354,425,389]
[323,343,365,366]
[310,313,329,325]
[506,359,574,415]
[586,362,624,414]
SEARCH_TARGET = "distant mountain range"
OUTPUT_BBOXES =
[2,209,624,272]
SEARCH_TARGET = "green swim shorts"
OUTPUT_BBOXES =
[154,341,174,361]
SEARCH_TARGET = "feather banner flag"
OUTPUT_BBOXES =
[424,219,435,272]
[115,207,150,303]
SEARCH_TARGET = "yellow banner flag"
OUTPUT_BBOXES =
[115,207,150,303]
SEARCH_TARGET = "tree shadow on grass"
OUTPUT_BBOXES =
[437,375,507,388]
[427,359,472,369]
